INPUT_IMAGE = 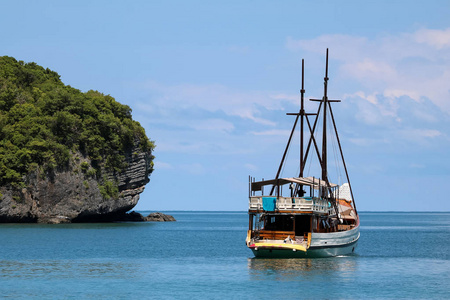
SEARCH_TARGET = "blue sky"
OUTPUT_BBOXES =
[2,0,450,211]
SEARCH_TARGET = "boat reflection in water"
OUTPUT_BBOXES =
[247,256,358,280]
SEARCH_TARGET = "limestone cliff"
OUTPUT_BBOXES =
[0,145,153,223]
[0,56,155,223]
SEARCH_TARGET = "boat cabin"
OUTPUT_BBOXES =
[248,176,356,241]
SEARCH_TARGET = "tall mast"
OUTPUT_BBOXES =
[321,49,329,181]
[307,49,342,220]
[300,59,305,177]
[310,49,340,181]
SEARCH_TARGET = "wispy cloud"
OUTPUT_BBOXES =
[286,28,450,114]
[251,129,291,136]
[135,81,291,126]
[398,129,443,143]
[190,119,235,133]
[286,28,450,152]
[132,27,450,180]
[414,28,450,49]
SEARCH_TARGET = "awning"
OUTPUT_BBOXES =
[251,176,338,191]
[333,183,352,201]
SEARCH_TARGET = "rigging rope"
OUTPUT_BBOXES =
[306,113,321,177]
[279,132,292,178]
[328,111,341,186]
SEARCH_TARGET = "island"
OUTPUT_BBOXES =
[0,56,172,223]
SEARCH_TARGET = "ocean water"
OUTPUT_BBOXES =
[0,212,449,299]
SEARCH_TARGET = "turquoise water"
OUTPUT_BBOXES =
[0,212,449,299]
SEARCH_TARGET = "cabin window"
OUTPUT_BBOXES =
[264,215,293,231]
[295,215,311,236]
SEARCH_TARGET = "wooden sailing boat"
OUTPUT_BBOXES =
[246,49,360,258]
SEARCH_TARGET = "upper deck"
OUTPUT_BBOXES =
[248,196,333,214]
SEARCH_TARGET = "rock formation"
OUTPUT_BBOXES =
[0,145,153,223]
[145,212,176,222]
[113,211,176,222]
[0,56,156,223]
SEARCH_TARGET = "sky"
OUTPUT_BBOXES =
[1,0,450,211]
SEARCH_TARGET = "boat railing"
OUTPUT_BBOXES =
[249,196,263,210]
[249,196,331,214]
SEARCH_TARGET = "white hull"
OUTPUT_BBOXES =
[251,225,360,258]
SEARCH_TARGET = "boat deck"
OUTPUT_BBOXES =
[249,196,333,214]
[248,236,309,252]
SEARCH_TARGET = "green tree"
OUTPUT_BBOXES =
[0,56,155,188]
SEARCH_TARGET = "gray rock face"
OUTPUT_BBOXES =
[0,146,153,223]
[112,211,176,222]
[145,212,176,222]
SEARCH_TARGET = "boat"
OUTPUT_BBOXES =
[246,49,360,258]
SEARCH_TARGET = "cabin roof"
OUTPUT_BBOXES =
[251,176,338,191]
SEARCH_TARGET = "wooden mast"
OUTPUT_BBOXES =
[321,49,329,182]
[310,49,341,183]
[300,59,305,178]
[310,49,342,219]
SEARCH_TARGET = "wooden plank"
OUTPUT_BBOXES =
[337,224,351,231]
[258,230,295,240]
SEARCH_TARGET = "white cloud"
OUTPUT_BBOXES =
[134,28,450,159]
[146,126,258,155]
[401,129,442,139]
[155,140,204,153]
[190,119,235,133]
[414,28,450,49]
[286,28,450,114]
[270,93,299,102]
[383,89,421,102]
[251,129,291,136]
[136,81,287,126]
[342,59,397,85]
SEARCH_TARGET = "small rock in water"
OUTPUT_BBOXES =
[145,212,176,222]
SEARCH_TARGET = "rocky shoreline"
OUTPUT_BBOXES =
[0,146,154,224]
[40,211,175,224]
[115,211,176,223]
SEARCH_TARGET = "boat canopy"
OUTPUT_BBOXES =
[333,183,352,202]
[251,176,338,191]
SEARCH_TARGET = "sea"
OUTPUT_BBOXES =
[0,212,449,299]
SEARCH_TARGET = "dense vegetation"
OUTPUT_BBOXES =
[0,56,154,189]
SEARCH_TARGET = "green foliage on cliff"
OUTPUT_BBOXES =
[99,178,119,200]
[0,56,154,188]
